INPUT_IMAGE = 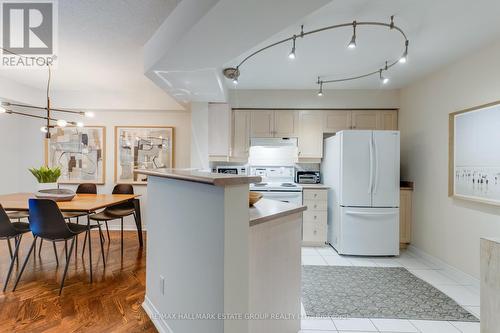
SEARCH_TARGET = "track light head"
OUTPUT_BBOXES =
[348,21,357,49]
[0,106,6,114]
[289,37,296,59]
[56,119,67,127]
[40,126,48,133]
[317,81,324,96]
[223,67,240,84]
[379,69,389,84]
[233,77,239,85]
[399,40,409,63]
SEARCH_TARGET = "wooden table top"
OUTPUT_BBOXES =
[0,193,139,212]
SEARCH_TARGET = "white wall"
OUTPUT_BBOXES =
[229,89,400,109]
[399,39,500,278]
[3,107,191,230]
[190,102,209,170]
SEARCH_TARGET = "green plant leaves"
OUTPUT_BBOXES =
[29,166,62,183]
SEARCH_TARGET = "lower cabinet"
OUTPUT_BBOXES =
[399,188,413,248]
[302,189,328,246]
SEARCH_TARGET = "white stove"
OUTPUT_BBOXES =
[249,166,303,204]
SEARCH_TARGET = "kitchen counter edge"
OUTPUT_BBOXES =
[250,199,307,227]
[135,169,261,187]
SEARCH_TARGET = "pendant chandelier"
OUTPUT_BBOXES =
[0,49,92,139]
[223,16,409,96]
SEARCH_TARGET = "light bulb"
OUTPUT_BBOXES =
[0,107,6,113]
[233,78,238,85]
[76,122,84,128]
[57,119,67,127]
[84,111,95,118]
[317,91,323,97]
[348,35,356,49]
[399,55,407,63]
[317,82,324,97]
[40,126,48,133]
[288,50,296,59]
[382,77,389,84]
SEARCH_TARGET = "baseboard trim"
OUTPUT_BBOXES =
[407,244,480,289]
[142,296,174,333]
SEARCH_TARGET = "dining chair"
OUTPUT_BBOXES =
[89,184,137,257]
[0,205,31,292]
[38,183,100,255]
[12,199,105,295]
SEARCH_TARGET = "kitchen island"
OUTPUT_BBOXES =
[136,169,306,333]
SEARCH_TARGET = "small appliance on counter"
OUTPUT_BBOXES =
[215,165,248,175]
[296,171,321,184]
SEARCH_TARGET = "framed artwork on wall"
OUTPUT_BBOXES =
[115,126,174,184]
[47,126,106,184]
[449,100,500,205]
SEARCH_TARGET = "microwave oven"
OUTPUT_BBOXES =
[216,166,248,175]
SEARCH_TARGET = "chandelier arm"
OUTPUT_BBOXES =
[236,21,407,69]
[4,102,85,115]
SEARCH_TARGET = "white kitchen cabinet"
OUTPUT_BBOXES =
[324,110,352,133]
[377,110,398,130]
[302,189,328,246]
[232,110,251,159]
[208,103,231,159]
[250,110,274,138]
[298,111,323,158]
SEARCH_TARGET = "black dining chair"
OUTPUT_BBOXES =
[89,184,137,257]
[0,205,31,292]
[38,183,100,255]
[12,199,105,295]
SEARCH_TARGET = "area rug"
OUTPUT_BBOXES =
[302,266,479,322]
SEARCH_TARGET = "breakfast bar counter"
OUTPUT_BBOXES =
[136,168,305,333]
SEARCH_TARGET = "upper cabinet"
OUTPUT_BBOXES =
[250,110,298,138]
[377,110,398,130]
[351,110,380,130]
[250,110,274,138]
[298,111,323,159]
[324,111,352,132]
[232,111,251,160]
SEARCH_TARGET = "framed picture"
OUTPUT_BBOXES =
[47,126,106,184]
[449,100,500,205]
[115,126,174,184]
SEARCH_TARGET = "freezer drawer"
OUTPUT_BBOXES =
[338,207,399,256]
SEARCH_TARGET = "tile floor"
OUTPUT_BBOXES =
[300,246,481,333]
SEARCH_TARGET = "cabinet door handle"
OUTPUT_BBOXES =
[314,215,317,220]
[313,230,317,235]
[314,193,318,198]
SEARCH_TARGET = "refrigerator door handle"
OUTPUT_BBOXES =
[373,137,379,194]
[345,211,398,216]
[368,138,374,194]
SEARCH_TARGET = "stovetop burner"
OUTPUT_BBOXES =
[280,183,297,187]
[254,183,268,187]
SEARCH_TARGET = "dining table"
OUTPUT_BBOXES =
[0,192,142,282]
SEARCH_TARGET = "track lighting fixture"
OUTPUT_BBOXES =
[223,16,410,93]
[56,119,68,127]
[40,126,48,133]
[84,111,95,118]
[348,21,357,49]
[76,122,84,128]
[317,80,324,96]
[379,69,389,84]
[289,36,296,59]
[399,40,409,63]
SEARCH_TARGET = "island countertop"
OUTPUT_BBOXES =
[135,168,261,186]
[249,199,307,227]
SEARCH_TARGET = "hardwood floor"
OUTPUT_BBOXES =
[0,231,157,333]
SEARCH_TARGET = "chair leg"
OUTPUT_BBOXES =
[3,235,22,292]
[64,240,68,261]
[105,221,110,242]
[12,236,37,291]
[59,237,76,296]
[98,225,105,244]
[97,224,106,267]
[81,229,88,257]
[14,236,19,265]
[33,238,37,258]
[75,217,79,253]
[53,242,59,266]
[120,217,124,259]
[38,239,43,257]
[7,239,13,260]
[87,216,93,283]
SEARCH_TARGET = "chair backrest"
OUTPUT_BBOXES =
[76,183,97,194]
[0,205,16,238]
[112,184,134,195]
[28,199,72,239]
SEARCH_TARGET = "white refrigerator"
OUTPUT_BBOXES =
[322,130,400,256]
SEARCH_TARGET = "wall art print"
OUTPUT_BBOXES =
[47,126,106,184]
[115,126,174,184]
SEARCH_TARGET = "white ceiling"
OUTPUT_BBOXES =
[0,0,183,109]
[226,0,500,90]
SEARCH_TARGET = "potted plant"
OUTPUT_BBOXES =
[29,166,61,191]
